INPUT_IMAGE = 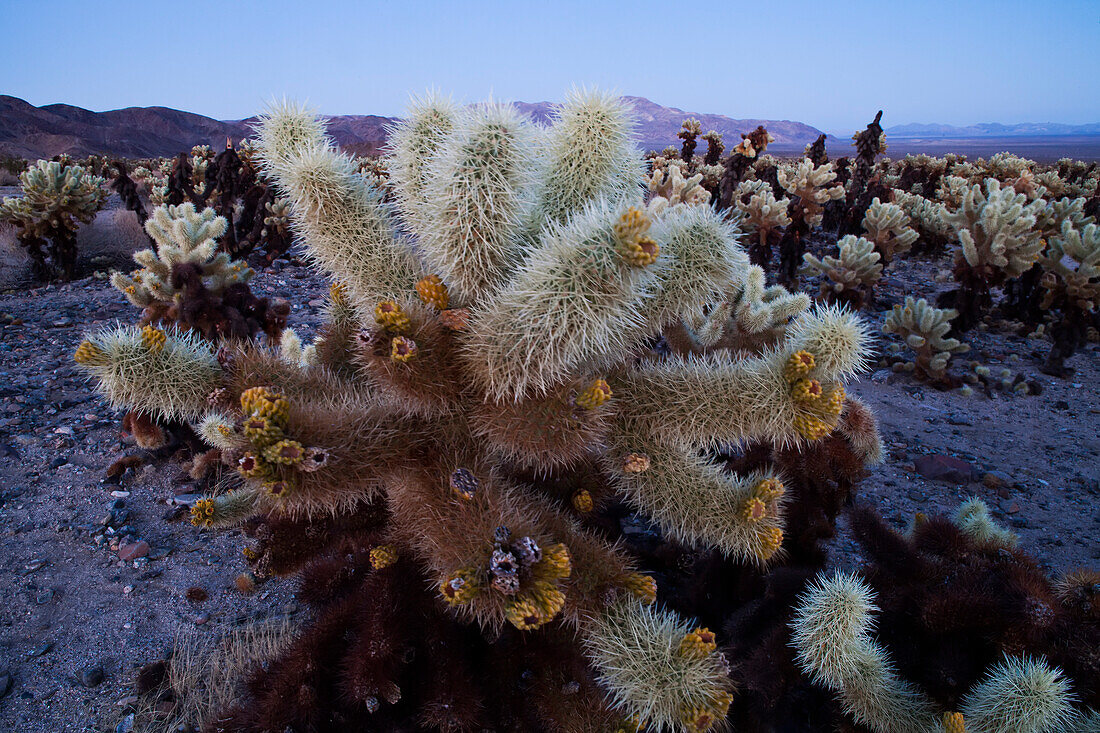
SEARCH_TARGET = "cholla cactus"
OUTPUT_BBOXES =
[1035,197,1095,240]
[75,90,876,731]
[1037,222,1100,375]
[893,190,951,253]
[646,163,711,215]
[0,159,107,280]
[941,179,1046,330]
[734,179,791,266]
[678,118,703,162]
[778,160,846,228]
[109,203,289,341]
[862,197,918,263]
[882,296,969,382]
[802,235,882,310]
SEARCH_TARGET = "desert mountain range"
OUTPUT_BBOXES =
[0,94,830,160]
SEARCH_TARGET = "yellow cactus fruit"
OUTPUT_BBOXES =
[216,424,234,439]
[374,299,410,332]
[678,627,718,659]
[533,543,573,581]
[622,452,651,474]
[614,206,650,242]
[576,378,612,410]
[441,567,480,605]
[239,387,289,426]
[793,413,833,441]
[784,350,816,382]
[237,453,272,480]
[449,467,479,500]
[739,497,768,523]
[943,712,966,733]
[505,595,546,630]
[390,335,418,362]
[242,415,284,446]
[529,581,567,619]
[791,378,823,404]
[241,546,259,562]
[329,281,349,306]
[439,307,470,331]
[758,526,784,560]
[752,477,785,503]
[571,489,594,513]
[623,572,657,605]
[141,325,167,353]
[614,715,645,733]
[821,385,845,417]
[190,498,216,527]
[620,235,660,267]
[261,439,305,465]
[73,340,108,366]
[263,477,296,499]
[614,206,661,267]
[239,386,274,414]
[370,545,399,570]
[679,706,719,733]
[416,274,449,310]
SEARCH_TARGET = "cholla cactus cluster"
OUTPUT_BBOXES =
[802,235,882,309]
[778,159,846,228]
[73,89,881,731]
[734,179,791,266]
[0,158,108,279]
[861,197,918,263]
[882,296,969,382]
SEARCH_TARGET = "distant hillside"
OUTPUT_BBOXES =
[886,121,1100,139]
[0,94,831,160]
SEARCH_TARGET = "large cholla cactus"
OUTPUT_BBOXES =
[75,90,874,731]
[1037,222,1100,375]
[0,159,107,280]
[733,179,791,267]
[861,197,918,263]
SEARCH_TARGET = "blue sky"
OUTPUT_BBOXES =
[1,0,1097,134]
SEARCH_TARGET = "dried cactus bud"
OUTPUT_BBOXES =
[571,489,594,513]
[416,274,449,310]
[739,497,767,523]
[492,525,512,545]
[190,498,216,527]
[441,567,480,605]
[490,548,520,577]
[261,439,305,465]
[784,350,816,382]
[504,596,546,630]
[514,536,542,566]
[678,627,718,659]
[449,468,478,500]
[793,413,833,441]
[758,526,784,560]
[298,447,329,472]
[241,546,259,562]
[752,477,784,502]
[439,307,470,331]
[822,386,845,417]
[614,715,646,733]
[374,300,410,332]
[141,325,167,353]
[390,335,418,362]
[622,452,651,473]
[623,572,657,605]
[492,573,521,595]
[943,712,966,733]
[369,545,398,570]
[576,378,612,409]
[73,340,107,366]
[791,378,823,404]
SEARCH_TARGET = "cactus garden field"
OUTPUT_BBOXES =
[0,93,1098,733]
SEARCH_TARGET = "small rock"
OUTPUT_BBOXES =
[982,471,1011,490]
[171,493,203,507]
[116,695,139,709]
[0,670,12,698]
[116,713,135,733]
[192,612,211,625]
[110,490,130,498]
[23,558,49,574]
[80,665,105,687]
[28,642,53,658]
[1001,501,1021,515]
[118,540,150,561]
[913,454,978,484]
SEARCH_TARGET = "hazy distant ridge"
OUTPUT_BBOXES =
[0,94,829,160]
[887,121,1100,138]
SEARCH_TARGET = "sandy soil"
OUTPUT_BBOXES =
[0,251,1096,732]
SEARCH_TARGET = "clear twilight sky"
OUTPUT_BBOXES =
[1,0,1097,135]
